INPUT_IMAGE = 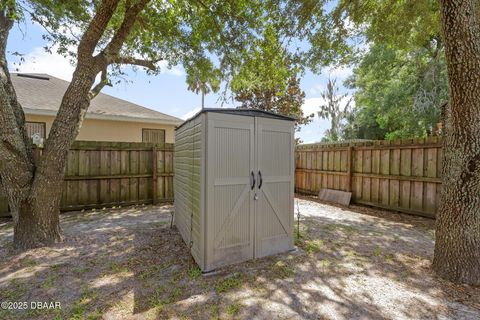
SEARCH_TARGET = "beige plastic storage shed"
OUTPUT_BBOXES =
[174,109,295,272]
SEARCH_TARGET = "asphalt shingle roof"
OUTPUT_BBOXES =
[11,73,182,125]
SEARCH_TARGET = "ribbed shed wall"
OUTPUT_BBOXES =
[174,115,203,267]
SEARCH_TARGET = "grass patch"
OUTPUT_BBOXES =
[384,253,395,261]
[325,223,358,234]
[148,285,183,309]
[272,261,294,279]
[215,273,244,293]
[108,261,129,274]
[168,287,182,303]
[1,279,27,301]
[343,249,356,258]
[148,287,166,309]
[226,303,240,316]
[373,246,382,257]
[320,259,331,270]
[342,225,357,234]
[139,260,175,281]
[305,239,323,254]
[73,266,91,275]
[188,266,202,280]
[171,268,185,283]
[139,265,161,280]
[20,258,37,269]
[40,274,57,289]
[325,223,339,232]
[209,303,220,320]
[69,287,98,319]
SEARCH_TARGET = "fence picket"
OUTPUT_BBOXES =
[295,138,443,218]
[0,141,174,216]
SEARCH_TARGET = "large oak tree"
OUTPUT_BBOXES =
[0,0,277,250]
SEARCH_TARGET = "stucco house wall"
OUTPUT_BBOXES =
[26,114,176,143]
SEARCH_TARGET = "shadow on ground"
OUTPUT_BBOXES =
[0,199,478,319]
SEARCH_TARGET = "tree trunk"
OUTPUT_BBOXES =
[11,64,98,249]
[0,11,59,249]
[13,190,62,249]
[0,11,97,250]
[433,0,480,285]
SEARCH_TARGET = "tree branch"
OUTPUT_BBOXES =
[89,67,109,100]
[0,9,34,165]
[77,0,120,60]
[110,56,158,70]
[103,0,150,56]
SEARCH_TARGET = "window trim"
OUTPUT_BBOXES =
[142,128,166,143]
[25,121,47,139]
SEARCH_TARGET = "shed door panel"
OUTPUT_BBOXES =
[206,116,255,270]
[255,117,294,258]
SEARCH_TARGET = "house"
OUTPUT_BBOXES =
[11,73,183,143]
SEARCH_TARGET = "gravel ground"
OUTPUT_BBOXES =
[0,198,478,319]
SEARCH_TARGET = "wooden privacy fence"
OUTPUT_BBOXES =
[0,141,174,216]
[295,137,443,218]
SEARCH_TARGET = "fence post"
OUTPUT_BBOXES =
[33,146,42,165]
[152,146,158,205]
[346,145,353,192]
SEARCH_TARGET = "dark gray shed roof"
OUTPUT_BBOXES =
[176,108,295,130]
[11,73,182,125]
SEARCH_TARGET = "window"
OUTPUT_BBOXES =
[142,128,165,143]
[26,122,46,139]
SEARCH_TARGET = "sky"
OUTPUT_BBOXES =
[7,19,353,143]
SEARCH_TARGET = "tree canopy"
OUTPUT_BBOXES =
[343,42,448,140]
[230,24,313,130]
[287,0,447,141]
[12,0,288,90]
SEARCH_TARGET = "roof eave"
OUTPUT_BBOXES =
[23,107,183,126]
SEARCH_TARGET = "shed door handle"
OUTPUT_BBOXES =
[258,170,263,189]
[251,171,256,190]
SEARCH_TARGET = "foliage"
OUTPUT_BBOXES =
[14,0,282,84]
[343,42,448,140]
[285,0,442,68]
[185,57,221,107]
[317,77,351,142]
[284,0,447,141]
[231,25,313,130]
[235,76,312,130]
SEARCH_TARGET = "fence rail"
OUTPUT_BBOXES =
[0,141,174,216]
[295,137,443,218]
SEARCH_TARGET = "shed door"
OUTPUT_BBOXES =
[206,115,255,269]
[255,117,294,258]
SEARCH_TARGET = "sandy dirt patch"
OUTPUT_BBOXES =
[0,198,478,319]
